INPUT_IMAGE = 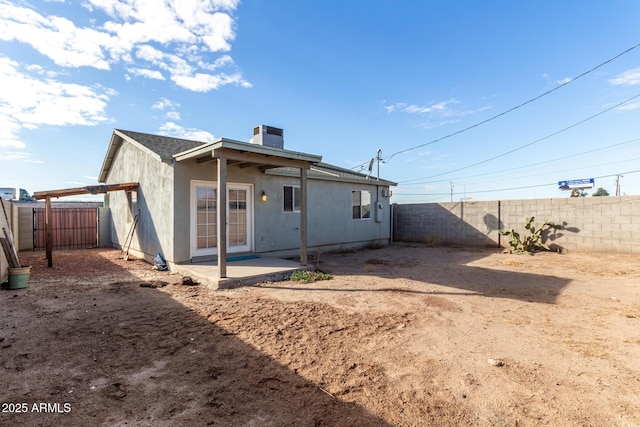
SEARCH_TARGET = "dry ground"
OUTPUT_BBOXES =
[1,245,639,426]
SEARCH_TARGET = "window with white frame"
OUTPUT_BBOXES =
[283,185,301,212]
[352,190,371,219]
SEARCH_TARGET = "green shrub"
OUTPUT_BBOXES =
[499,216,561,254]
[290,270,333,283]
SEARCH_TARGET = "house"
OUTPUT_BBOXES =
[98,126,396,277]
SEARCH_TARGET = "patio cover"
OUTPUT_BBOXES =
[174,139,322,279]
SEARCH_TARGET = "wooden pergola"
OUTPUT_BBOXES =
[33,183,138,267]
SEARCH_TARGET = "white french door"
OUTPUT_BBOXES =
[191,181,253,257]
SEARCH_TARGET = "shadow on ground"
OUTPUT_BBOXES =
[289,244,572,304]
[0,250,388,427]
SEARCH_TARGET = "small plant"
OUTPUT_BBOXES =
[499,216,561,254]
[290,270,333,283]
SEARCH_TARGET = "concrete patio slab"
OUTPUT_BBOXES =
[174,256,309,288]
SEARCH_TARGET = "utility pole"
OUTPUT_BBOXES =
[615,175,623,196]
[365,149,383,180]
[450,181,454,202]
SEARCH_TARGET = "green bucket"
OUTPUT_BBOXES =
[7,266,31,289]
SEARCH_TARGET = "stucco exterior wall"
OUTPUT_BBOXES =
[98,207,111,248]
[16,205,33,251]
[104,141,175,261]
[173,158,266,262]
[394,196,640,253]
[256,177,391,255]
[0,200,12,282]
[172,159,393,262]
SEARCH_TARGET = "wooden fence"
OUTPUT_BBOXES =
[33,208,98,250]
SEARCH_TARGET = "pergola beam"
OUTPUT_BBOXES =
[32,182,139,267]
[33,183,139,200]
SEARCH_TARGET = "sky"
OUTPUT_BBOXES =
[1,0,639,203]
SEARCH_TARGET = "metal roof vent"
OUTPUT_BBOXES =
[252,125,284,149]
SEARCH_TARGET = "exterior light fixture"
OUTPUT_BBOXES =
[261,190,267,202]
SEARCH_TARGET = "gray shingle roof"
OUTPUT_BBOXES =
[116,129,207,160]
[112,129,396,186]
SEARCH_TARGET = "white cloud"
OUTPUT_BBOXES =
[385,99,465,116]
[152,97,181,121]
[0,3,113,69]
[384,99,489,128]
[0,1,251,92]
[0,151,42,163]
[0,0,249,154]
[617,102,640,111]
[0,115,25,149]
[0,57,112,149]
[24,64,60,78]
[542,73,572,86]
[152,97,180,110]
[127,67,164,80]
[199,54,234,70]
[158,122,214,142]
[171,71,249,92]
[134,44,250,90]
[0,151,28,160]
[610,67,640,86]
[402,99,457,114]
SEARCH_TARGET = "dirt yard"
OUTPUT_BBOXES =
[1,245,639,426]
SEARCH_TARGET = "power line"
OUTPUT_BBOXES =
[351,40,640,171]
[397,169,640,197]
[400,137,640,186]
[399,92,640,183]
[399,182,554,196]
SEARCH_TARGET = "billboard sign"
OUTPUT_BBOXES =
[558,178,594,190]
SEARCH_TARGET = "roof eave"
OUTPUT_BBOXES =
[99,130,164,183]
[98,132,122,183]
[265,168,397,186]
[173,138,322,164]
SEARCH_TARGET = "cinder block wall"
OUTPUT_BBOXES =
[394,196,640,253]
[17,205,33,251]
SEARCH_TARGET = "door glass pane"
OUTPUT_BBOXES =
[229,189,247,246]
[196,187,216,249]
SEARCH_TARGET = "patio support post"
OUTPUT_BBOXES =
[217,156,227,278]
[45,196,52,268]
[300,166,308,266]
